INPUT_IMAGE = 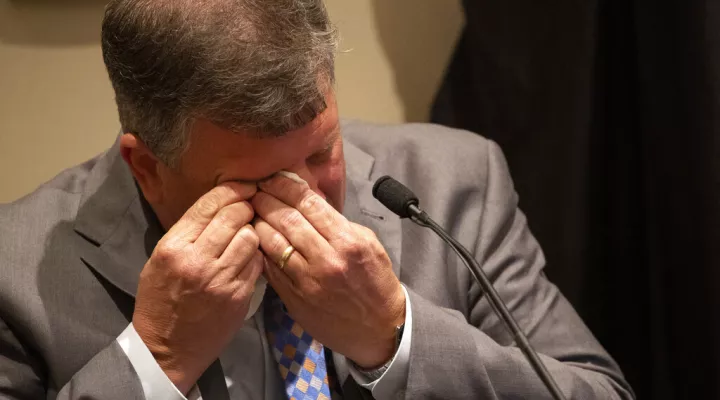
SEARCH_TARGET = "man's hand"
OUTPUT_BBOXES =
[133,182,264,394]
[252,175,406,369]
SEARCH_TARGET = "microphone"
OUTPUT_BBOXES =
[373,175,566,400]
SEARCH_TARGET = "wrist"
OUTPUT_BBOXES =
[352,285,406,369]
[134,322,198,395]
[355,322,405,375]
[153,352,197,395]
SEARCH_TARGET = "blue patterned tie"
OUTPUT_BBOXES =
[264,290,342,400]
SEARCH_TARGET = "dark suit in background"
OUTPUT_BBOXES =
[432,1,720,399]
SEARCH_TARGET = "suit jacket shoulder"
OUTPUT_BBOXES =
[0,151,138,392]
[341,120,502,216]
[342,120,493,175]
[0,156,96,295]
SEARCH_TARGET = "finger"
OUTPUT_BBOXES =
[167,182,257,243]
[262,254,305,309]
[194,201,254,258]
[215,225,261,280]
[253,218,309,284]
[251,192,334,259]
[230,250,265,307]
[258,175,350,241]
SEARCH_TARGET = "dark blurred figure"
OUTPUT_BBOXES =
[432,1,720,399]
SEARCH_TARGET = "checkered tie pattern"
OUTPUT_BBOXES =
[264,290,342,400]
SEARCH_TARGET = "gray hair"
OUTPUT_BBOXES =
[101,0,338,166]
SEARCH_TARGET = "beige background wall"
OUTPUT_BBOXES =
[0,0,463,202]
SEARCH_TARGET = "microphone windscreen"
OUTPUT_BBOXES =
[372,176,419,218]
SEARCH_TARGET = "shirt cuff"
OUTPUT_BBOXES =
[348,285,413,399]
[117,323,192,400]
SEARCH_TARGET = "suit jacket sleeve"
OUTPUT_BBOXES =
[402,140,635,399]
[0,315,145,400]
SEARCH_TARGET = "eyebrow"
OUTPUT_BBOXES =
[320,130,340,153]
[215,126,342,186]
[324,124,342,149]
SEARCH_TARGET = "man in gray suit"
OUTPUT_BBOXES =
[0,0,634,399]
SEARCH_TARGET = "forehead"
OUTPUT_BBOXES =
[180,101,341,179]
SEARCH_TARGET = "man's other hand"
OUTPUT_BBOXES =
[252,175,406,370]
[133,182,263,394]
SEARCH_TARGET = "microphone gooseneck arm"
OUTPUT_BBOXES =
[373,176,566,400]
[408,204,565,400]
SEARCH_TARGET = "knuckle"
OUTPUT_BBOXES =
[339,233,364,257]
[149,242,211,283]
[326,266,347,282]
[237,226,260,249]
[299,191,322,212]
[278,208,304,229]
[152,243,179,265]
[193,193,221,218]
[214,209,235,229]
[181,248,208,278]
[304,193,335,226]
[217,202,253,229]
[358,225,378,239]
[324,257,348,279]
[217,201,254,226]
[269,231,288,252]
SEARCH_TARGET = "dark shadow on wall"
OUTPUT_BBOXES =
[0,0,108,46]
[369,0,464,122]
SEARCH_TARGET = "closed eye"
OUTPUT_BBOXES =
[306,147,333,165]
[307,127,340,166]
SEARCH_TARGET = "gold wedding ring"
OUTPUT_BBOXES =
[278,245,295,270]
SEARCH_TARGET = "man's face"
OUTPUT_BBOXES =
[154,94,345,228]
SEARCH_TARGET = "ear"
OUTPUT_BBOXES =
[119,133,165,204]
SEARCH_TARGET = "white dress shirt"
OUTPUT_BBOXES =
[117,285,413,400]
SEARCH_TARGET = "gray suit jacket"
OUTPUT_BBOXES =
[0,121,633,399]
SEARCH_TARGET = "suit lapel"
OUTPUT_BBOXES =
[73,138,152,298]
[72,138,234,399]
[342,140,404,276]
